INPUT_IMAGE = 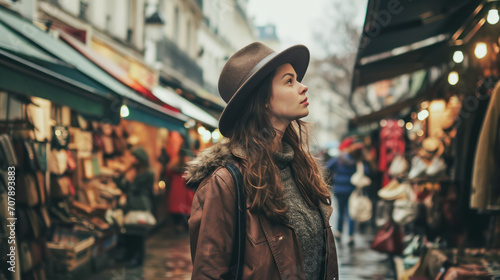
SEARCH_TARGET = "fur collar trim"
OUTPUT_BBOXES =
[183,138,236,188]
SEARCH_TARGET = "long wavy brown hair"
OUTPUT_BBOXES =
[228,70,331,224]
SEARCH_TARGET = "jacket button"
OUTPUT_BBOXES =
[278,236,283,241]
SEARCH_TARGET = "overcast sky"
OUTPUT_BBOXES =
[247,0,367,58]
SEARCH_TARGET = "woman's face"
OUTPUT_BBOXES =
[268,63,309,129]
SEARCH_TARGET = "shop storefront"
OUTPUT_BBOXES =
[0,6,210,280]
[349,0,500,279]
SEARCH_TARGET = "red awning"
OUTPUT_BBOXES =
[59,32,180,113]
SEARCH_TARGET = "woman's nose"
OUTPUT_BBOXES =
[300,84,308,95]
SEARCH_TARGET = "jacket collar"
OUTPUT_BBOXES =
[184,138,333,228]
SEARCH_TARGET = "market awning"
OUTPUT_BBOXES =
[352,0,492,89]
[349,74,446,128]
[0,20,117,121]
[152,86,219,128]
[0,7,189,133]
[59,32,180,113]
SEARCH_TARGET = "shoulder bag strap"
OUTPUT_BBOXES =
[225,162,246,280]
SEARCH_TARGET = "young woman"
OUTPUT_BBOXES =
[184,42,339,279]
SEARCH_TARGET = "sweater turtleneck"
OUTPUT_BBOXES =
[273,141,324,280]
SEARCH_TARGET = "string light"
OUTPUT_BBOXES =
[487,9,499,25]
[418,110,429,121]
[453,51,464,63]
[475,42,488,59]
[120,104,129,117]
[448,71,459,85]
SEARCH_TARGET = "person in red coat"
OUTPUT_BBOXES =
[167,148,194,233]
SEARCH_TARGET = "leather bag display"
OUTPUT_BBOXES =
[371,220,403,255]
[0,134,18,168]
[350,161,371,188]
[48,149,68,175]
[16,172,39,207]
[49,174,70,198]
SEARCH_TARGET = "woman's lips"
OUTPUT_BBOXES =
[300,97,308,104]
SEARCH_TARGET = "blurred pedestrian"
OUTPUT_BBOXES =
[167,148,194,234]
[326,137,369,246]
[184,42,339,279]
[114,146,155,267]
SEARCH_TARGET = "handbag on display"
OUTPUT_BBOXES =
[16,173,39,206]
[375,199,392,228]
[34,142,47,173]
[124,211,157,226]
[424,190,442,229]
[371,219,403,255]
[92,130,104,152]
[392,199,418,226]
[388,155,408,177]
[35,171,46,204]
[19,242,33,273]
[0,134,18,168]
[49,174,70,197]
[77,131,93,158]
[82,157,94,180]
[102,135,115,156]
[348,188,373,222]
[48,149,68,175]
[38,206,51,229]
[392,184,418,225]
[112,126,127,156]
[13,140,38,172]
[350,161,371,188]
[66,150,76,172]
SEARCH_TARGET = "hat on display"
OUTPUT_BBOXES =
[217,42,310,137]
[378,179,409,201]
[420,137,444,158]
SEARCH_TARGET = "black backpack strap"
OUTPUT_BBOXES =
[226,162,246,280]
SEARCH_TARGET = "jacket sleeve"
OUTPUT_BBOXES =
[472,81,500,210]
[188,167,236,279]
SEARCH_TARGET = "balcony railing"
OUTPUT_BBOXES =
[157,37,203,86]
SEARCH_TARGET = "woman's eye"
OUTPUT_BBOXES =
[286,79,292,85]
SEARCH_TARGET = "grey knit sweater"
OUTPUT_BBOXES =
[273,142,324,280]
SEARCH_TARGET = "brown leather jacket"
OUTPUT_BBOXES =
[185,140,339,280]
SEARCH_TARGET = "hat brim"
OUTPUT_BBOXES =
[218,45,310,137]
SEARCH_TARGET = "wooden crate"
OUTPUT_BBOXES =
[47,236,95,272]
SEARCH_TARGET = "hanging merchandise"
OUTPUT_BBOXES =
[378,179,410,201]
[375,200,392,228]
[348,188,373,222]
[0,134,18,168]
[392,187,418,226]
[388,154,408,178]
[379,120,406,186]
[100,123,115,156]
[49,149,68,175]
[112,126,127,156]
[472,80,500,211]
[350,161,371,188]
[371,219,403,255]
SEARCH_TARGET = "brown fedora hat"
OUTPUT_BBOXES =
[217,42,310,137]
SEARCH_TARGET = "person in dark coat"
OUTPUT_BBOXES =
[114,146,155,267]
